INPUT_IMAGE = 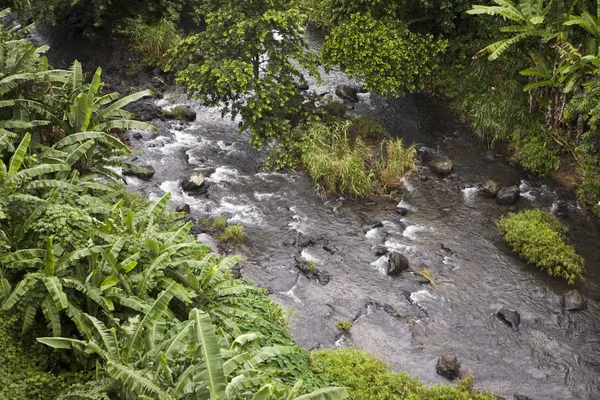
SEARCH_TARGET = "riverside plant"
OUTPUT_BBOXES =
[497,209,585,284]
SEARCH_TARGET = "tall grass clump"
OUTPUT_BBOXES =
[119,16,182,68]
[378,138,416,191]
[301,121,415,197]
[497,210,585,284]
[302,121,375,197]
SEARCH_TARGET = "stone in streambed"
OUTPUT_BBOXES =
[395,206,408,216]
[497,308,520,331]
[436,354,461,380]
[514,395,533,400]
[182,172,206,192]
[176,204,191,213]
[386,252,409,276]
[564,289,586,311]
[372,245,388,257]
[479,180,499,198]
[496,186,520,205]
[122,165,155,180]
[335,85,359,102]
[428,158,454,176]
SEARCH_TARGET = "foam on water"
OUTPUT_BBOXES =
[400,176,415,192]
[410,289,436,305]
[519,180,537,201]
[402,225,430,240]
[253,192,279,201]
[212,197,263,225]
[370,255,389,274]
[384,240,416,253]
[462,187,478,202]
[300,249,320,264]
[281,283,303,305]
[396,199,415,210]
[365,228,380,239]
[209,167,243,185]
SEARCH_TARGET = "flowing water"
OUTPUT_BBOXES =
[48,30,600,400]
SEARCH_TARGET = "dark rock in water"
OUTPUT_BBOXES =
[395,206,408,216]
[483,150,495,162]
[297,233,329,248]
[387,252,409,276]
[436,354,461,380]
[297,82,309,91]
[370,221,384,230]
[125,100,162,121]
[440,243,453,255]
[335,85,359,102]
[428,158,454,176]
[479,180,499,198]
[176,204,191,214]
[497,308,520,331]
[122,165,155,181]
[564,289,586,311]
[132,132,143,140]
[323,244,336,254]
[372,245,388,257]
[179,105,197,122]
[182,172,206,192]
[496,186,520,205]
[282,235,296,246]
[514,395,533,400]
[316,270,331,285]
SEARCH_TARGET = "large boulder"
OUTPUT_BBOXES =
[479,180,499,198]
[497,308,520,331]
[387,252,409,276]
[122,165,155,181]
[335,85,359,103]
[428,158,454,176]
[496,186,520,205]
[125,100,162,122]
[564,289,586,311]
[436,355,461,380]
[165,105,197,122]
[182,172,206,192]
[176,203,191,214]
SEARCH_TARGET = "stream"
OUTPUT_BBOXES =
[48,30,600,400]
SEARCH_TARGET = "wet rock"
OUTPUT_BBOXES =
[335,85,359,102]
[132,132,143,140]
[387,252,409,276]
[323,244,336,254]
[496,186,520,205]
[483,150,495,162]
[479,180,499,198]
[372,245,388,257]
[125,100,162,121]
[169,105,196,122]
[122,165,155,181]
[316,270,331,285]
[428,158,454,176]
[297,82,309,91]
[497,308,520,331]
[514,395,533,400]
[294,261,331,285]
[182,172,205,192]
[564,289,586,311]
[368,221,384,231]
[395,206,408,216]
[436,354,461,380]
[176,204,191,213]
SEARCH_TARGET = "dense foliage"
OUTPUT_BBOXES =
[310,348,497,400]
[497,210,585,284]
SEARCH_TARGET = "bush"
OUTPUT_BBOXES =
[309,348,496,400]
[497,210,585,284]
[350,117,390,142]
[211,216,228,230]
[219,224,245,243]
[335,320,352,332]
[378,138,416,191]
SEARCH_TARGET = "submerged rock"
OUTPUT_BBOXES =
[335,85,359,102]
[176,203,191,213]
[122,165,155,181]
[564,289,586,311]
[387,252,409,276]
[436,354,461,380]
[182,172,206,192]
[496,186,520,205]
[395,206,408,216]
[483,150,495,162]
[372,245,388,257]
[479,180,499,198]
[428,158,454,176]
[514,395,533,400]
[497,308,520,331]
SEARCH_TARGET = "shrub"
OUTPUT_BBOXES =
[211,216,228,230]
[350,117,390,142]
[335,320,352,332]
[497,210,585,284]
[219,224,245,243]
[377,138,416,191]
[119,16,182,68]
[309,348,496,399]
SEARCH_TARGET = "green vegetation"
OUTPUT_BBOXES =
[211,216,228,230]
[309,348,497,400]
[301,121,416,197]
[497,210,585,284]
[334,320,352,332]
[219,225,245,243]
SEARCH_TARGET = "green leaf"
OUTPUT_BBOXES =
[42,276,68,310]
[100,275,120,291]
[8,132,30,176]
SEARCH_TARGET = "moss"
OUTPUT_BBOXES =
[0,314,68,399]
[310,348,496,400]
[497,210,585,284]
[162,106,189,121]
[335,320,352,332]
[211,216,228,230]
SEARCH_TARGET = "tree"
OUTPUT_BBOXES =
[321,12,447,96]
[168,0,319,154]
